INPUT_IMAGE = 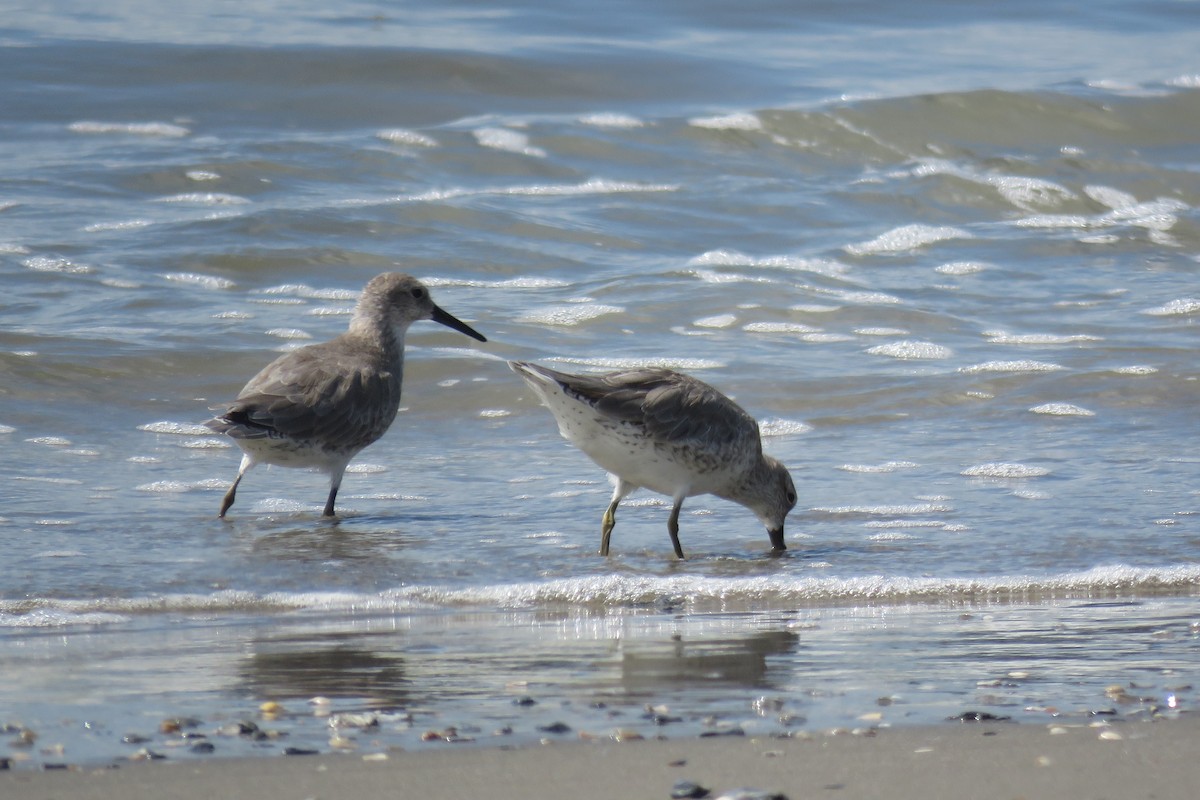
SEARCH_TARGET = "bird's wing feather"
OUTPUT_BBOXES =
[212,341,400,449]
[558,368,762,457]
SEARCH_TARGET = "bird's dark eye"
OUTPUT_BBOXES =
[410,287,426,300]
[786,490,797,505]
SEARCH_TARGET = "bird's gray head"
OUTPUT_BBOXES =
[746,455,796,552]
[353,272,486,342]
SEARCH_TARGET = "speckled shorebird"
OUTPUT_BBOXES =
[206,273,486,518]
[509,361,796,558]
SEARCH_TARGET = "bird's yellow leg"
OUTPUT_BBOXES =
[600,498,619,556]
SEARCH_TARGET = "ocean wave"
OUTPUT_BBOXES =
[68,120,189,137]
[844,224,972,256]
[5,565,1198,627]
[688,112,763,131]
[516,303,623,326]
[865,340,953,360]
[375,128,438,147]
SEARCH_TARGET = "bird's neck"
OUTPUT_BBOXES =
[348,309,407,364]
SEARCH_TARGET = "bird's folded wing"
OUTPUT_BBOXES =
[578,369,761,456]
[215,346,399,448]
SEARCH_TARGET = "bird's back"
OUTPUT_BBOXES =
[513,362,764,490]
[209,334,403,455]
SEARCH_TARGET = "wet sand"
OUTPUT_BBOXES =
[3,716,1194,800]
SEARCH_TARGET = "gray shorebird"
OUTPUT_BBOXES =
[206,273,486,518]
[509,361,796,558]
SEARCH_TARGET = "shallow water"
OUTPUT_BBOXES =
[2,0,1199,769]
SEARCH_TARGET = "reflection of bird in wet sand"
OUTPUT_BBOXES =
[510,361,795,558]
[206,273,486,518]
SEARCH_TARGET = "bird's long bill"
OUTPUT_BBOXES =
[768,527,786,552]
[431,304,487,342]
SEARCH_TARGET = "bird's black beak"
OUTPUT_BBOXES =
[431,304,487,342]
[768,527,786,552]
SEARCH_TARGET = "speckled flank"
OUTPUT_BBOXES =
[509,361,796,558]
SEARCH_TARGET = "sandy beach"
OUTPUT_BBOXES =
[4,715,1194,800]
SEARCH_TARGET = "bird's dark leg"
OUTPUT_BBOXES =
[218,477,240,518]
[667,498,685,559]
[218,455,253,519]
[323,466,346,517]
[600,496,620,556]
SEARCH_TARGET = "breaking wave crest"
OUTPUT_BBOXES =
[5,565,1198,627]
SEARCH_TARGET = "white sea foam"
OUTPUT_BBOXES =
[22,256,92,274]
[546,356,724,371]
[265,328,313,340]
[0,609,132,628]
[803,332,856,343]
[135,480,195,493]
[812,503,953,515]
[935,261,988,275]
[1015,194,1188,234]
[422,276,570,290]
[3,564,1199,623]
[83,219,153,233]
[346,463,388,474]
[984,331,1100,345]
[855,327,908,336]
[473,127,547,157]
[1030,403,1095,417]
[868,532,916,541]
[743,322,821,335]
[689,269,772,285]
[510,177,679,196]
[176,438,230,449]
[516,304,623,326]
[345,178,676,208]
[68,120,189,137]
[376,128,438,147]
[959,360,1064,374]
[14,476,83,485]
[578,112,644,128]
[1143,298,1200,316]
[844,224,972,256]
[25,436,71,446]
[693,314,738,329]
[838,461,919,474]
[137,421,214,436]
[1015,214,1094,228]
[688,112,763,131]
[688,250,849,277]
[1084,185,1139,210]
[155,192,250,205]
[260,283,358,300]
[1100,197,1187,231]
[866,341,953,360]
[758,418,812,437]
[822,289,903,305]
[381,564,1200,607]
[962,463,1050,478]
[992,176,1075,210]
